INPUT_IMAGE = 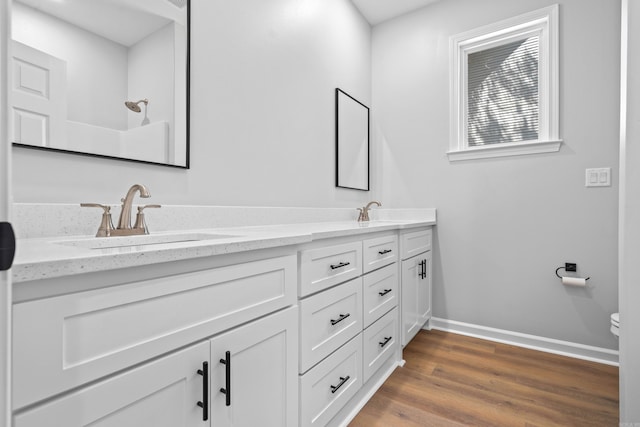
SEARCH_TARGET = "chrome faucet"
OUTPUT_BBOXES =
[357,201,382,222]
[117,184,151,231]
[81,184,160,237]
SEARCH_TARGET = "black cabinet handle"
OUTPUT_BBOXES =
[378,289,392,297]
[378,249,392,255]
[330,376,351,394]
[330,313,351,326]
[196,361,209,421]
[419,259,426,279]
[379,336,392,348]
[219,351,231,406]
[330,261,350,270]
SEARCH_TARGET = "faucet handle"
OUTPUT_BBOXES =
[133,204,161,234]
[81,203,115,237]
[138,204,161,211]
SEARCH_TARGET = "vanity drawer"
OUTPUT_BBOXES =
[299,334,363,427]
[363,263,398,328]
[13,255,296,409]
[400,228,432,260]
[299,241,362,297]
[299,278,362,373]
[363,234,398,273]
[363,307,398,383]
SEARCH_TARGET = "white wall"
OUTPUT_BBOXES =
[373,0,620,350]
[11,2,128,130]
[12,0,374,210]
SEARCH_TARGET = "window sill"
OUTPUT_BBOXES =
[447,139,562,162]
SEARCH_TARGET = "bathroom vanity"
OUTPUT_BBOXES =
[10,211,434,426]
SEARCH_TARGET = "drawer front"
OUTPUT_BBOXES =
[13,255,297,409]
[299,241,362,297]
[363,234,398,273]
[363,263,398,328]
[363,307,398,383]
[299,334,363,427]
[400,228,432,260]
[299,278,362,373]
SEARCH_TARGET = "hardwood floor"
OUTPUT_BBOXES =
[349,330,619,427]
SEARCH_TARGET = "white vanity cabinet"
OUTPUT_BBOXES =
[12,254,298,426]
[12,217,436,427]
[15,307,299,427]
[400,228,433,346]
[298,233,400,427]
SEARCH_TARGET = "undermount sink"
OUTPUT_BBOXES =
[54,233,241,249]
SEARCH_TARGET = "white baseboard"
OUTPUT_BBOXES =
[429,317,619,366]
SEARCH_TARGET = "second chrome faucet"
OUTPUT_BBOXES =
[357,201,381,222]
[82,184,161,237]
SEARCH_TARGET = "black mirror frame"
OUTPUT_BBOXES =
[12,0,191,170]
[335,87,370,191]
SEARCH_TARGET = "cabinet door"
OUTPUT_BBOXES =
[14,342,209,427]
[401,252,432,347]
[209,307,298,427]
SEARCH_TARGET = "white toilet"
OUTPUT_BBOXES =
[611,312,619,337]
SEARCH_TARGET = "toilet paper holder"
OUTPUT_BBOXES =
[555,263,590,281]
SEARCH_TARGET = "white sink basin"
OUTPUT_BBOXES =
[54,233,241,249]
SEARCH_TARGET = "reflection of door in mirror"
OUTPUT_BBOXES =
[336,88,369,191]
[10,0,189,168]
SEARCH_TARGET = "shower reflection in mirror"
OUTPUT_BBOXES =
[10,0,190,167]
[125,99,150,126]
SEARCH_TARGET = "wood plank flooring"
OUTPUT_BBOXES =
[349,330,619,427]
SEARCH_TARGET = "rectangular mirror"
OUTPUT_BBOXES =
[336,88,369,191]
[10,0,190,168]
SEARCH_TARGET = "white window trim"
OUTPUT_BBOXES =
[448,4,561,162]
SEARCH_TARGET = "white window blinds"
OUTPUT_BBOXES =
[467,36,539,146]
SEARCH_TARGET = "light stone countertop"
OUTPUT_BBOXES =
[12,219,435,283]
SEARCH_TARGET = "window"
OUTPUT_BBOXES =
[448,5,561,161]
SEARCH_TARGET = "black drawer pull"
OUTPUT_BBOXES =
[330,261,351,270]
[330,376,351,394]
[330,313,351,326]
[378,249,392,255]
[219,351,231,406]
[379,336,392,348]
[378,289,392,297]
[196,361,209,421]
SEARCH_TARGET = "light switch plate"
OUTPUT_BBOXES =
[585,168,611,187]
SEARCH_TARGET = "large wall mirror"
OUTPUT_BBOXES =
[10,0,190,168]
[336,88,369,191]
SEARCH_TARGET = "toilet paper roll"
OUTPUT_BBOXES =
[562,276,587,287]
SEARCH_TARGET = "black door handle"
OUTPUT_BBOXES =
[330,376,351,394]
[419,259,426,279]
[196,361,208,421]
[219,351,231,406]
[379,336,392,348]
[330,261,351,270]
[330,313,351,326]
